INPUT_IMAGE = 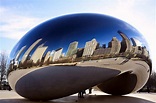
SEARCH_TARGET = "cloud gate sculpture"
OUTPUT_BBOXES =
[7,13,152,100]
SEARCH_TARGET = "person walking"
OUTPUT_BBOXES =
[78,89,86,98]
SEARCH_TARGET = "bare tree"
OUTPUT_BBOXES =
[147,71,156,92]
[0,52,8,88]
[139,71,156,92]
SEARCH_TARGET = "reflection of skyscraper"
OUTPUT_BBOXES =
[131,38,142,46]
[66,41,78,57]
[131,38,142,54]
[31,46,48,64]
[76,48,84,57]
[52,48,63,61]
[108,37,121,54]
[21,39,42,63]
[83,39,98,56]
[131,38,137,46]
[93,47,111,55]
[142,46,149,57]
[132,46,142,54]
[15,46,26,61]
[102,44,106,48]
[118,31,132,53]
[43,51,51,63]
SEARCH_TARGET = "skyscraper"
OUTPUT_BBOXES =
[83,38,98,56]
[21,39,42,63]
[131,38,143,54]
[66,41,78,57]
[118,31,132,53]
[15,46,26,61]
[43,51,51,64]
[131,38,142,46]
[52,48,63,61]
[142,46,149,57]
[31,46,48,64]
[108,37,121,54]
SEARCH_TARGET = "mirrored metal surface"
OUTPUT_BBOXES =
[7,13,152,100]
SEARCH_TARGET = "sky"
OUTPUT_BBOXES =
[0,0,155,71]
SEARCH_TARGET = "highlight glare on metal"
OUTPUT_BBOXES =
[7,13,152,100]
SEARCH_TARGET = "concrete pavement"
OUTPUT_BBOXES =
[0,90,155,103]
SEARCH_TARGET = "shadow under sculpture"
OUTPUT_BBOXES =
[7,13,152,100]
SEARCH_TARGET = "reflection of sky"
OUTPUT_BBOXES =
[10,13,149,60]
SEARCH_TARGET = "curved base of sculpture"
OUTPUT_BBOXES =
[8,58,150,100]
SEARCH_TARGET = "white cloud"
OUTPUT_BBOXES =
[0,7,7,13]
[0,7,44,40]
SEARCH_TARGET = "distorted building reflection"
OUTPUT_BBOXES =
[15,46,26,62]
[31,46,48,66]
[21,39,42,65]
[66,41,78,57]
[108,37,121,54]
[118,31,132,53]
[43,51,51,65]
[51,48,63,62]
[83,39,98,57]
[10,31,151,69]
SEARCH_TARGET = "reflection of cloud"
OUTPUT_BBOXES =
[123,23,139,33]
[0,7,44,40]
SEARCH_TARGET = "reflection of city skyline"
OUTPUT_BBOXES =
[11,30,150,69]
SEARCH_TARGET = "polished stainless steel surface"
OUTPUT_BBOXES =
[7,13,152,100]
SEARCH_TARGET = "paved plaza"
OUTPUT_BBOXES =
[0,90,155,103]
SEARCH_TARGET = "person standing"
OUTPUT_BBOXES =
[78,89,86,98]
[89,87,92,94]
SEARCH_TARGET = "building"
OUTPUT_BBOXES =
[131,46,142,55]
[15,46,26,61]
[43,51,51,64]
[52,48,63,61]
[102,44,106,48]
[131,38,142,46]
[76,48,84,57]
[108,37,121,54]
[131,38,143,55]
[93,47,111,55]
[66,41,78,57]
[82,38,98,56]
[142,46,149,57]
[93,37,120,56]
[118,31,132,53]
[21,39,42,63]
[31,46,48,64]
[131,38,137,46]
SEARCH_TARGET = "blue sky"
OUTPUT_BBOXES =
[0,0,156,71]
